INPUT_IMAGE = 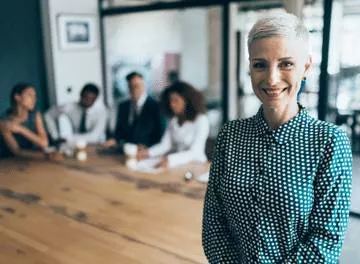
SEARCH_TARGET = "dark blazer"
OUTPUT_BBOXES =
[113,96,165,148]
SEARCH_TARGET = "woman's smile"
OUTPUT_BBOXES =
[262,87,288,98]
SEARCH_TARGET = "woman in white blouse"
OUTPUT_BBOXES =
[137,81,209,168]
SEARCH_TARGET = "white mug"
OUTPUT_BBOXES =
[126,158,137,170]
[76,140,87,149]
[123,143,138,157]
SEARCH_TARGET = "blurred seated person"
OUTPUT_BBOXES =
[44,83,107,145]
[0,83,49,158]
[102,72,165,151]
[137,81,210,168]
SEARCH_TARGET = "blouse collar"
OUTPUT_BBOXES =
[253,104,310,145]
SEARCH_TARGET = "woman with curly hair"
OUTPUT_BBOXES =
[137,81,209,168]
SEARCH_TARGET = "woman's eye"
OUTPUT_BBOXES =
[279,61,294,69]
[252,62,266,69]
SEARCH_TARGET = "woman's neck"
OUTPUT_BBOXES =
[12,105,28,121]
[177,114,187,126]
[263,102,299,130]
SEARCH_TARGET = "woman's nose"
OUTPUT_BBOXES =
[266,66,281,87]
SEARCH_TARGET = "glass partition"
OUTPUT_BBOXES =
[103,7,223,138]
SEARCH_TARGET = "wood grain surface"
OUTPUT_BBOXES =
[0,150,209,264]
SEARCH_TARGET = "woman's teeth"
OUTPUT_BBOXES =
[263,88,286,96]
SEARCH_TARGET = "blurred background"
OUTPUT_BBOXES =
[0,0,359,262]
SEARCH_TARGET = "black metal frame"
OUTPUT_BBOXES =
[102,0,228,16]
[350,211,360,220]
[222,2,230,123]
[317,0,360,217]
[318,0,332,121]
[98,0,243,122]
[98,0,108,105]
[98,0,336,124]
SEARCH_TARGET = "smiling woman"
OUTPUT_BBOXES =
[248,16,312,129]
[202,12,352,264]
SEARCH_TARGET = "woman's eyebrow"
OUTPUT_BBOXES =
[251,58,266,61]
[278,57,294,60]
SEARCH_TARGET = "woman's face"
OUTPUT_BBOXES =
[169,92,186,116]
[15,87,36,111]
[249,36,311,110]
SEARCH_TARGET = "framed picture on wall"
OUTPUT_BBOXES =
[57,14,97,50]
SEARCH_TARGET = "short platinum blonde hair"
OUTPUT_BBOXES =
[248,12,310,55]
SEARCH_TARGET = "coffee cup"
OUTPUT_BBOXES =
[124,143,138,157]
[126,158,137,170]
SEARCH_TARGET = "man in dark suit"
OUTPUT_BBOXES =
[102,72,165,151]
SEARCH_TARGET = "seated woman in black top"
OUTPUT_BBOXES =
[0,83,48,157]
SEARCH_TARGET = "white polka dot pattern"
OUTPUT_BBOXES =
[202,106,352,264]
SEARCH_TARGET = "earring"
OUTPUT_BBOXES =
[297,77,307,101]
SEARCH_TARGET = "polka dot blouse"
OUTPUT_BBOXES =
[202,106,352,264]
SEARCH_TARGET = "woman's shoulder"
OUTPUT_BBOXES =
[29,110,40,118]
[306,116,349,143]
[216,116,257,140]
[194,113,209,124]
[222,116,256,130]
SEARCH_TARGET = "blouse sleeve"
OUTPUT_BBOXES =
[284,129,352,263]
[166,115,209,167]
[148,126,172,158]
[202,124,241,263]
[44,104,69,140]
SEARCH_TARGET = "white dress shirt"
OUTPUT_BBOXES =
[44,101,107,144]
[148,114,210,168]
[129,93,147,124]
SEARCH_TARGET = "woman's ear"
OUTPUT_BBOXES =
[302,55,312,79]
[14,94,21,103]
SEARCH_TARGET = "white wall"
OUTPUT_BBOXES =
[179,9,208,91]
[41,0,103,106]
[208,7,222,102]
[104,10,182,104]
[104,8,210,105]
[105,11,182,60]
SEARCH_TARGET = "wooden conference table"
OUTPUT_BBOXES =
[0,149,210,264]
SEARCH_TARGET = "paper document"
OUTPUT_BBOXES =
[134,157,164,174]
[196,171,209,183]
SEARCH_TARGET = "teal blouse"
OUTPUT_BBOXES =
[0,110,38,157]
[202,106,352,263]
